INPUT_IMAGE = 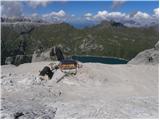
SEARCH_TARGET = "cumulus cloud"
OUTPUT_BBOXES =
[84,13,92,17]
[84,8,159,27]
[112,0,126,9]
[42,10,66,18]
[153,8,159,16]
[1,1,23,17]
[28,0,52,8]
[126,11,154,27]
[1,1,158,28]
[94,11,108,20]
[41,10,67,23]
[84,13,93,20]
[132,11,150,19]
[93,10,128,22]
[24,10,73,23]
[107,12,128,22]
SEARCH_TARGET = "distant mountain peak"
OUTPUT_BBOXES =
[95,20,126,28]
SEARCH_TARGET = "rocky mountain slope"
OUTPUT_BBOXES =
[128,42,159,65]
[1,20,158,65]
[1,62,158,119]
[1,16,48,24]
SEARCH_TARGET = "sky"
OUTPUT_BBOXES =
[1,0,159,28]
[23,1,158,15]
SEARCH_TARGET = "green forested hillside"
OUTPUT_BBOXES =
[1,21,158,64]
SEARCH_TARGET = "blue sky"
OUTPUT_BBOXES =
[1,1,159,28]
[23,1,159,16]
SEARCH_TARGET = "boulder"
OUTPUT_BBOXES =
[32,48,56,62]
[14,55,32,66]
[5,57,14,65]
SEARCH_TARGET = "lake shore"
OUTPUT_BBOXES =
[71,55,128,64]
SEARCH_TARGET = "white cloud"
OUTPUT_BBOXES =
[84,13,93,20]
[93,11,128,22]
[42,10,66,18]
[84,9,158,27]
[107,12,129,22]
[132,11,150,19]
[94,11,108,20]
[128,11,153,27]
[1,1,158,28]
[26,10,73,23]
[1,1,23,17]
[41,10,67,23]
[28,0,52,8]
[153,8,159,16]
[84,13,92,17]
[53,10,66,17]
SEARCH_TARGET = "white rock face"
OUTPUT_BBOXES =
[1,62,158,119]
[155,41,159,50]
[128,42,159,65]
[32,49,55,62]
[5,57,14,65]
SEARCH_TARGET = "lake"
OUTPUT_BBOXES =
[71,55,128,64]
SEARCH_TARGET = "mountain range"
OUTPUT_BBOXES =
[1,18,158,65]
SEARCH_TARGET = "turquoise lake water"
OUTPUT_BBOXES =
[71,55,128,64]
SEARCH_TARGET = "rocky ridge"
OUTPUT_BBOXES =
[128,42,159,65]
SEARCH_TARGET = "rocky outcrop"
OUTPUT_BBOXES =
[5,55,32,66]
[79,34,104,52]
[155,42,159,50]
[128,42,159,65]
[1,16,46,23]
[32,48,56,62]
[2,22,35,35]
[5,57,14,65]
[14,55,32,66]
